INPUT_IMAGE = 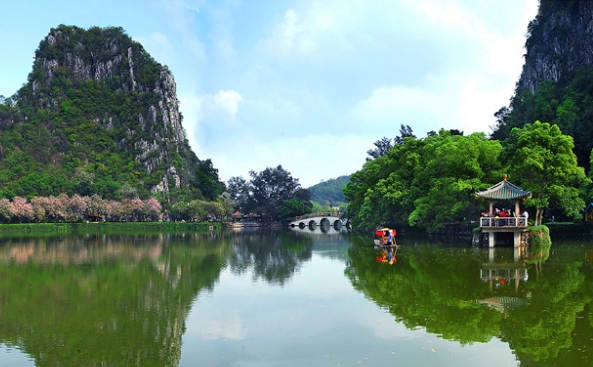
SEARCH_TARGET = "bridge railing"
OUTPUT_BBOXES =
[480,216,528,228]
[294,212,342,221]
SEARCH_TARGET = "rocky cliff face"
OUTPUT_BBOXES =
[5,25,208,198]
[516,0,593,94]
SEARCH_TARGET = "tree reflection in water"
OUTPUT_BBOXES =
[0,233,230,367]
[0,231,592,367]
[345,234,593,365]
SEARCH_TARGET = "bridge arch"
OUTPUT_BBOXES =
[289,212,345,229]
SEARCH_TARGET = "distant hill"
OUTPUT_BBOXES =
[308,175,350,206]
[0,25,224,202]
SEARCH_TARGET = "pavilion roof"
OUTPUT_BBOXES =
[475,178,531,201]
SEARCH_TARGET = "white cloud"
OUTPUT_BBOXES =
[205,90,244,120]
[175,0,540,185]
[258,9,318,59]
[179,90,243,161]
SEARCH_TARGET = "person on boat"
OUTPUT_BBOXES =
[386,229,393,246]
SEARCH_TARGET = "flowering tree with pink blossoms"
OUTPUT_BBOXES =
[145,198,162,221]
[0,193,225,224]
[12,197,34,223]
[45,196,67,222]
[66,194,88,222]
[105,200,122,222]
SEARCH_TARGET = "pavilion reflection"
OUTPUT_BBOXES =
[477,246,532,316]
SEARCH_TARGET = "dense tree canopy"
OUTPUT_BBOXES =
[491,67,593,173]
[346,121,593,231]
[501,121,589,225]
[227,165,312,221]
[344,130,504,231]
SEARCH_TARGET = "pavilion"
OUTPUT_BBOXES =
[475,175,531,247]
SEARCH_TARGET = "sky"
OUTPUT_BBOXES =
[0,0,539,188]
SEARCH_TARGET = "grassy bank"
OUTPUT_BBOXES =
[529,225,552,247]
[0,222,223,235]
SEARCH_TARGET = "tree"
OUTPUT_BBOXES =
[345,130,503,231]
[118,182,139,200]
[366,125,417,162]
[216,192,235,222]
[226,166,309,221]
[248,165,302,219]
[394,124,416,145]
[501,121,590,225]
[366,137,393,161]
[193,159,225,201]
[278,198,310,222]
[226,176,250,210]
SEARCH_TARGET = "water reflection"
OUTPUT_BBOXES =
[289,223,347,236]
[227,229,313,285]
[0,232,230,367]
[1,231,593,366]
[346,235,593,365]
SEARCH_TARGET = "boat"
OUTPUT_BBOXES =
[374,227,398,247]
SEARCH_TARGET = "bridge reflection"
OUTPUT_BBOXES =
[289,224,348,235]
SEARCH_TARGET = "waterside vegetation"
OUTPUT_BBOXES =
[344,123,590,232]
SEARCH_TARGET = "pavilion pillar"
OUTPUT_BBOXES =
[514,200,520,217]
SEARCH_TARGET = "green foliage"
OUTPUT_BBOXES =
[529,225,551,248]
[491,66,593,172]
[227,165,311,220]
[347,119,591,232]
[0,221,221,234]
[345,130,503,231]
[278,198,312,223]
[501,121,590,225]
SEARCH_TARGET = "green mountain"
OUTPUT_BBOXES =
[308,175,350,206]
[0,25,224,203]
[491,0,593,172]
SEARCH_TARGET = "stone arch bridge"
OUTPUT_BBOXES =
[289,212,348,229]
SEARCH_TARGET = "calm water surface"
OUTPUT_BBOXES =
[0,228,592,366]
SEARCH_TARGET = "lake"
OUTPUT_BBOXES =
[0,227,592,366]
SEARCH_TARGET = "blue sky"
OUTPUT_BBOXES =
[0,0,539,188]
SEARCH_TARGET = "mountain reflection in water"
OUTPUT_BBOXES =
[0,231,591,366]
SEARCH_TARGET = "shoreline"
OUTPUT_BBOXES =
[0,222,223,235]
